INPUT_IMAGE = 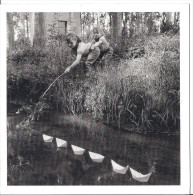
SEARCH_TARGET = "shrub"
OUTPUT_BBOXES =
[7,36,73,102]
[71,34,180,133]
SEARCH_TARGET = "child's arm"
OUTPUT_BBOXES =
[91,40,103,49]
[65,52,82,73]
[91,37,105,49]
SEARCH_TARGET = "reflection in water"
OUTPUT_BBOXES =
[7,110,180,185]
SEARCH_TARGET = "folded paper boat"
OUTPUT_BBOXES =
[43,134,53,143]
[16,110,19,114]
[130,167,152,182]
[111,160,129,174]
[71,145,85,155]
[56,138,67,148]
[88,151,105,163]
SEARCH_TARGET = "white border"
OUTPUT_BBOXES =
[0,1,191,194]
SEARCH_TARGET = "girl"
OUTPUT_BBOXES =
[65,33,100,75]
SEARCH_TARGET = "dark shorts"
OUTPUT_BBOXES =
[83,47,100,73]
[85,47,100,66]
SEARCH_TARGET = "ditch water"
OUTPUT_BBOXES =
[7,103,180,185]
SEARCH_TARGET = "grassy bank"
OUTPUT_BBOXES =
[7,33,180,134]
[58,34,180,134]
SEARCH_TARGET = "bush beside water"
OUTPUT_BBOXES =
[86,34,180,133]
[7,34,180,134]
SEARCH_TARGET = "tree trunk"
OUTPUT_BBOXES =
[122,12,128,37]
[165,12,173,23]
[111,12,122,45]
[160,12,174,33]
[135,12,142,36]
[29,12,35,46]
[33,12,45,48]
[20,13,26,40]
[96,12,101,27]
[129,12,134,38]
[7,13,14,50]
[146,12,153,36]
[25,13,30,39]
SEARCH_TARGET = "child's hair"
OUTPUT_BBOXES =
[92,27,105,36]
[66,33,81,44]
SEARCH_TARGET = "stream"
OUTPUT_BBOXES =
[7,103,180,185]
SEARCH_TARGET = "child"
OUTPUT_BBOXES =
[65,33,100,74]
[91,27,113,67]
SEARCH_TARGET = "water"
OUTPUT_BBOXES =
[7,105,180,185]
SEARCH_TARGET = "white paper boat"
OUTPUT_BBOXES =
[56,138,67,148]
[88,151,105,163]
[111,160,129,174]
[43,134,53,143]
[16,110,19,114]
[130,167,152,182]
[71,145,85,155]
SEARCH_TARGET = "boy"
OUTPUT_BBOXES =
[65,33,100,75]
[91,27,113,67]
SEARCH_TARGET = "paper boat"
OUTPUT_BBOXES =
[88,151,105,163]
[56,138,67,148]
[111,160,129,174]
[16,110,19,114]
[130,167,152,182]
[43,134,53,143]
[71,145,85,155]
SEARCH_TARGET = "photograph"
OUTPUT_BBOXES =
[0,1,191,194]
[6,11,181,186]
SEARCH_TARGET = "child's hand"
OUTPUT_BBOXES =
[65,66,71,73]
[91,45,96,50]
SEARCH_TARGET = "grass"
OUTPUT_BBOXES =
[7,33,180,134]
[56,34,180,134]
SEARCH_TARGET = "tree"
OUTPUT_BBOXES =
[160,12,174,33]
[145,12,154,36]
[128,12,135,38]
[173,12,180,33]
[81,12,94,41]
[122,12,129,38]
[111,12,123,45]
[33,12,46,48]
[29,12,35,46]
[165,12,173,23]
[135,12,142,36]
[7,13,15,50]
[19,13,26,40]
[23,13,30,39]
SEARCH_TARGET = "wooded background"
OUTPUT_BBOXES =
[7,12,179,50]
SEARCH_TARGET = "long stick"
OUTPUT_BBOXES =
[40,71,66,99]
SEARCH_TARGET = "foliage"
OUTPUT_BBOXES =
[7,19,73,103]
[55,34,180,134]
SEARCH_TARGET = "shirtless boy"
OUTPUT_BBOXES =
[91,27,113,66]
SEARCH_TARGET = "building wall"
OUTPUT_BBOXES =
[44,12,69,37]
[69,12,81,37]
[29,12,81,46]
[44,12,81,38]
